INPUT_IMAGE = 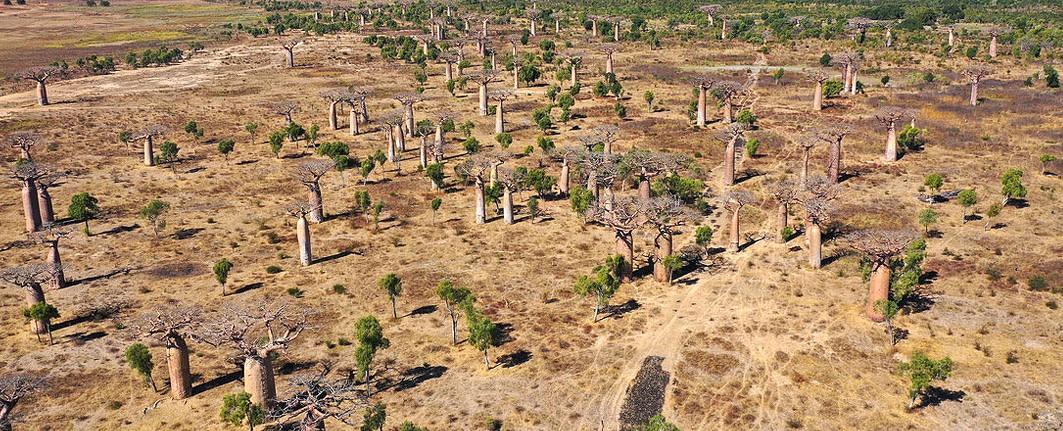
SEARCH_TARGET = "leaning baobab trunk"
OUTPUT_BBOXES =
[244,355,277,407]
[167,335,192,399]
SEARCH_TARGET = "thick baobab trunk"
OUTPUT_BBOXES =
[495,100,505,133]
[827,140,841,183]
[478,84,488,116]
[723,100,733,123]
[776,202,788,243]
[286,49,295,68]
[36,81,49,106]
[360,15,365,26]
[721,19,728,39]
[724,137,737,186]
[396,124,407,152]
[503,186,514,224]
[445,62,453,82]
[603,187,615,211]
[482,20,488,37]
[697,87,707,126]
[307,185,324,223]
[474,180,486,224]
[328,101,338,130]
[588,170,600,199]
[970,81,979,106]
[489,163,499,187]
[615,231,633,282]
[26,283,47,335]
[592,20,598,37]
[842,64,851,95]
[948,29,954,47]
[144,136,155,166]
[808,223,822,269]
[866,264,891,322]
[419,137,428,169]
[37,187,54,225]
[570,64,578,89]
[22,180,42,233]
[360,98,369,123]
[559,162,570,196]
[350,108,360,135]
[297,215,312,266]
[167,336,192,400]
[885,123,898,162]
[531,20,537,36]
[653,232,672,283]
[244,355,277,408]
[638,174,651,201]
[989,36,998,58]
[606,54,613,75]
[434,125,444,162]
[885,29,892,48]
[513,67,519,89]
[813,81,823,111]
[48,242,64,289]
[850,70,858,94]
[406,105,415,137]
[728,208,740,252]
[614,22,620,41]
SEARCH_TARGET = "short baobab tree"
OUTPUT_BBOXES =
[439,50,459,83]
[284,201,317,266]
[589,196,646,282]
[723,190,754,252]
[801,199,833,269]
[132,125,169,167]
[201,300,312,408]
[320,89,347,131]
[393,92,425,138]
[488,89,512,134]
[712,81,744,123]
[875,107,916,162]
[455,154,500,224]
[692,76,717,127]
[138,305,201,400]
[17,66,62,106]
[805,70,829,111]
[292,160,336,223]
[849,18,873,44]
[626,151,688,201]
[832,52,858,95]
[564,51,585,89]
[464,69,502,116]
[35,168,63,226]
[986,26,1008,58]
[699,4,722,26]
[281,39,301,67]
[274,365,365,430]
[816,124,853,183]
[601,44,618,75]
[31,224,70,289]
[7,131,41,161]
[644,197,699,283]
[766,179,798,243]
[847,229,916,321]
[961,66,993,107]
[719,123,748,186]
[0,374,48,430]
[11,162,46,232]
[0,264,55,336]
[272,101,299,124]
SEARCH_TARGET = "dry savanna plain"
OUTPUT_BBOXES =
[0,0,1061,430]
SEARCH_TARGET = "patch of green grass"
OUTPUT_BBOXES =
[45,31,196,49]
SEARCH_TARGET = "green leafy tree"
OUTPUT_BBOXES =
[430,197,443,224]
[637,414,681,431]
[360,158,376,185]
[614,103,627,120]
[157,141,180,173]
[695,226,714,248]
[984,202,1001,231]
[1039,154,1056,175]
[518,63,541,85]
[1044,65,1060,88]
[23,302,59,344]
[436,279,473,345]
[125,343,157,391]
[463,137,481,154]
[355,315,390,395]
[917,208,939,235]
[898,352,954,410]
[465,305,498,370]
[425,163,444,190]
[214,258,233,296]
[244,122,259,145]
[139,199,170,239]
[527,197,540,220]
[220,392,264,431]
[897,125,926,152]
[661,255,684,284]
[522,169,557,199]
[643,90,655,110]
[957,189,977,223]
[378,274,403,319]
[537,136,555,154]
[924,174,943,194]
[819,53,832,66]
[397,422,426,431]
[458,120,475,138]
[744,138,760,157]
[372,201,384,230]
[361,403,386,431]
[573,255,624,321]
[354,190,372,223]
[68,192,100,234]
[569,186,594,222]
[495,132,512,149]
[268,131,285,158]
[875,299,901,345]
[772,68,784,84]
[217,139,235,163]
[823,79,843,98]
[999,168,1027,206]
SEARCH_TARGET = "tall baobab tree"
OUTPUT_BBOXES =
[720,14,731,39]
[805,70,829,111]
[17,66,62,106]
[139,306,201,400]
[962,66,993,107]
[875,107,915,162]
[847,229,916,321]
[601,44,618,75]
[590,196,646,282]
[292,160,336,223]
[816,124,853,184]
[699,4,721,26]
[132,125,169,167]
[432,111,454,164]
[282,39,302,68]
[274,365,365,430]
[692,76,717,127]
[712,81,744,123]
[796,134,818,187]
[946,26,955,47]
[0,264,54,336]
[723,190,753,252]
[487,152,512,188]
[551,146,581,196]
[272,101,300,124]
[849,18,873,44]
[612,17,623,41]
[588,15,601,37]
[202,300,312,407]
[393,92,425,138]
[349,87,370,124]
[719,123,748,186]
[767,179,798,243]
[496,167,521,224]
[832,52,858,96]
[284,201,317,266]
[489,89,512,134]
[465,69,502,116]
[0,374,48,430]
[11,163,45,232]
[527,9,543,36]
[473,34,489,57]
[321,89,346,130]
[883,23,895,48]
[801,199,832,269]
[345,88,368,134]
[7,132,40,161]
[986,26,1007,58]
[626,152,688,201]
[564,51,584,89]
[381,111,406,171]
[439,50,459,82]
[31,224,70,290]
[645,197,699,282]
[415,34,433,56]
[455,154,498,224]
[35,168,62,226]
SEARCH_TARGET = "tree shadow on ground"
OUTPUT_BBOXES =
[608,299,641,320]
[405,305,437,318]
[192,370,242,396]
[67,268,130,288]
[390,364,447,392]
[314,250,358,264]
[495,349,532,369]
[97,223,140,236]
[1006,198,1029,209]
[916,386,966,409]
[174,228,203,239]
[229,282,264,295]
[734,169,763,185]
[495,323,515,346]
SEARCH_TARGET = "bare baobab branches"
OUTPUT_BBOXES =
[455,153,501,224]
[875,107,916,162]
[644,196,699,282]
[579,125,621,154]
[0,264,54,335]
[719,123,749,186]
[986,26,1009,58]
[282,38,302,67]
[848,18,873,44]
[464,69,502,116]
[527,9,543,36]
[131,125,170,167]
[563,51,585,89]
[962,66,993,107]
[488,89,512,134]
[393,92,426,137]
[804,70,829,111]
[601,44,619,75]
[7,132,41,161]
[712,81,745,123]
[274,364,365,430]
[272,101,300,124]
[284,201,318,266]
[292,160,336,223]
[692,76,718,126]
[846,229,916,321]
[590,196,646,282]
[626,151,689,201]
[34,168,63,226]
[137,305,202,400]
[0,374,48,430]
[432,110,454,163]
[766,179,798,243]
[16,66,62,106]
[550,146,582,196]
[815,124,853,183]
[320,89,347,131]
[723,190,754,252]
[832,52,859,96]
[699,4,722,26]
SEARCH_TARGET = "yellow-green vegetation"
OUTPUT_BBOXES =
[44,31,197,49]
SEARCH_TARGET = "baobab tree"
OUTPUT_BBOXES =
[699,4,721,26]
[832,52,858,96]
[274,365,365,430]
[644,197,699,282]
[510,56,523,90]
[344,88,368,134]
[601,44,618,75]
[578,150,618,200]
[611,17,623,41]
[31,224,70,290]
[719,123,748,186]
[590,196,646,282]
[7,132,40,161]
[16,66,61,106]
[292,160,336,223]
[202,300,312,408]
[138,305,201,400]
[472,34,489,57]
[394,92,425,138]
[551,146,581,196]
[849,18,873,44]
[487,152,512,188]
[11,162,46,232]
[847,229,916,321]
[580,125,621,154]
[986,26,1008,58]
[282,39,301,68]
[432,111,454,164]
[320,89,346,131]
[796,134,818,187]
[883,23,895,48]
[816,124,853,184]
[801,197,833,269]
[692,76,717,127]
[712,81,744,123]
[805,70,829,111]
[489,89,512,134]
[0,374,48,431]
[527,9,543,36]
[962,66,993,107]
[875,107,915,162]
[723,190,754,252]
[34,168,62,226]
[564,51,585,89]
[272,101,299,124]
[767,179,798,243]
[464,69,502,116]
[0,264,54,336]
[439,50,459,82]
[588,14,602,37]
[945,26,956,47]
[132,125,169,167]
[284,201,317,266]
[626,152,688,201]
[496,168,521,224]
[720,14,730,39]
[455,154,499,224]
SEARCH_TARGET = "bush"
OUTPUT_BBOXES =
[735,110,756,127]
[331,284,347,294]
[266,265,282,274]
[287,287,304,298]
[819,53,832,66]
[1028,275,1049,292]
[823,79,843,98]
[1044,65,1060,88]
[494,132,512,148]
[462,137,481,154]
[745,138,760,157]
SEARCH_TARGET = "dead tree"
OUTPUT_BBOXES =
[284,202,317,266]
[31,224,70,289]
[601,44,618,75]
[7,132,40,161]
[131,125,169,167]
[580,125,621,154]
[292,160,336,223]
[766,179,798,243]
[551,146,581,196]
[832,52,858,96]
[699,4,721,26]
[564,51,585,89]
[0,264,54,336]
[875,107,915,162]
[11,163,46,232]
[644,197,699,282]
[272,101,300,124]
[986,26,1008,58]
[626,152,688,201]
[815,124,853,183]
[849,18,873,44]
[719,123,748,186]
[712,81,744,123]
[455,154,498,224]
[847,229,916,321]
[320,89,346,130]
[464,69,502,116]
[723,190,754,252]
[201,300,312,408]
[274,364,365,431]
[692,76,717,127]
[0,374,48,430]
[282,39,302,68]
[138,306,202,400]
[16,66,61,106]
[805,70,829,111]
[590,196,646,282]
[393,92,425,138]
[962,66,993,107]
[489,89,513,134]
